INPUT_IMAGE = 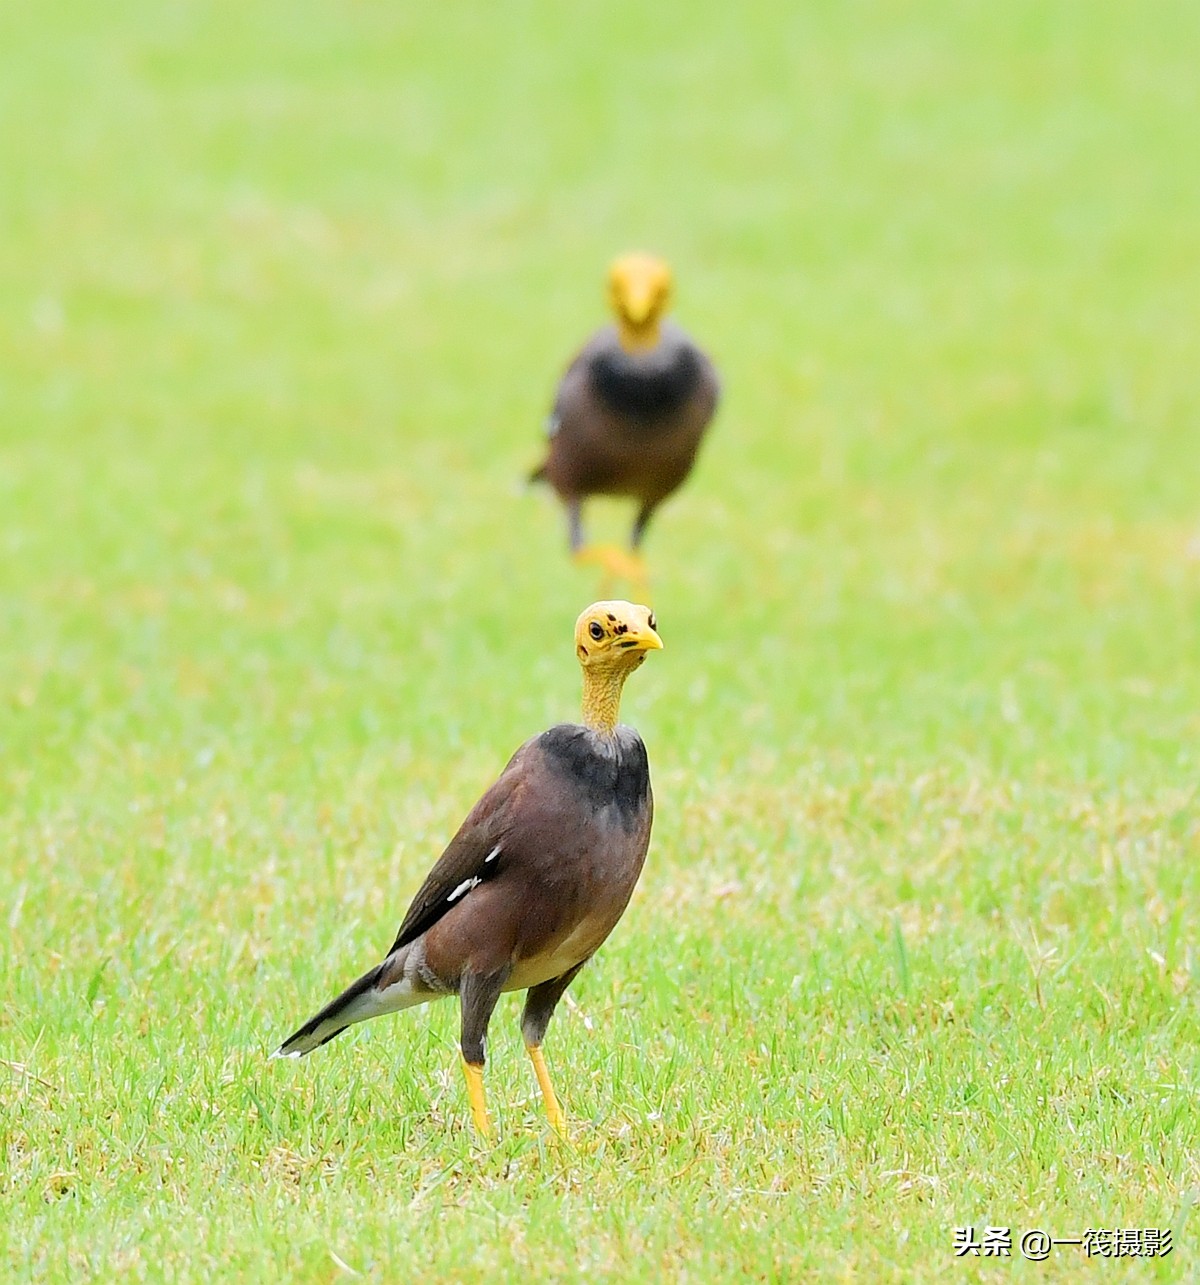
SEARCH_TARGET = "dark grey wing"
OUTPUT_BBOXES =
[694,341,721,421]
[529,336,606,486]
[386,741,533,953]
[549,340,601,434]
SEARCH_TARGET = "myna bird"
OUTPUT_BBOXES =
[530,253,720,593]
[273,600,663,1140]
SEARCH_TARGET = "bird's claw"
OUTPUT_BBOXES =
[461,1057,493,1140]
[574,545,651,600]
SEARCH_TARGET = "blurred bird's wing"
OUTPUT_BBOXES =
[547,337,605,433]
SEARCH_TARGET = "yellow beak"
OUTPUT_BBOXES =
[621,287,656,326]
[633,623,664,651]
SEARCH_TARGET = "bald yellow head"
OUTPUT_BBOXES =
[608,253,673,351]
[575,600,662,668]
[574,600,662,733]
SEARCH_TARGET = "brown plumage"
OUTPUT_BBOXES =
[273,600,663,1139]
[531,253,720,587]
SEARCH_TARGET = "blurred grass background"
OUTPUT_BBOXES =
[3,0,1200,1279]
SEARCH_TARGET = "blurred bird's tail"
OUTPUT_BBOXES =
[272,954,426,1058]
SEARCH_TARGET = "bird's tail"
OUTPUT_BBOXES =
[272,954,426,1058]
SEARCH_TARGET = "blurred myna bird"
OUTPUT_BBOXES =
[274,601,663,1140]
[531,253,720,593]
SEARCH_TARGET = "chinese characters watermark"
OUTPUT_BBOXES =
[954,1226,1172,1261]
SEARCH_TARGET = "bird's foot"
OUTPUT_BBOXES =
[526,1043,569,1141]
[574,545,651,599]
[460,1056,493,1140]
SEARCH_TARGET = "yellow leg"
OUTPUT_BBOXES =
[573,544,621,596]
[460,1056,492,1139]
[526,1043,567,1137]
[573,545,651,599]
[627,551,651,606]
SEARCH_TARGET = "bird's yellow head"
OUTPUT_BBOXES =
[575,600,663,668]
[608,253,672,351]
[575,600,663,733]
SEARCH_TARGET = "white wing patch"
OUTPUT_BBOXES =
[447,876,481,903]
[545,412,560,438]
[444,848,498,907]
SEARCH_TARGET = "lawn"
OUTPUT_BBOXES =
[3,0,1200,1279]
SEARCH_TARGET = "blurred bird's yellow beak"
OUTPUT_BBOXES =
[621,287,657,326]
[609,253,671,334]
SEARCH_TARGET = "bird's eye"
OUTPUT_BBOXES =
[589,621,604,641]
[648,612,657,631]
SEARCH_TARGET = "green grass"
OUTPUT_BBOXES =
[4,0,1200,1278]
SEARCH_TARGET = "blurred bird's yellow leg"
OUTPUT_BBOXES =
[626,551,651,604]
[526,1043,567,1137]
[460,1056,492,1139]
[574,545,650,598]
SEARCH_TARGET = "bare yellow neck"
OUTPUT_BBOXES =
[616,317,662,353]
[581,664,635,734]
